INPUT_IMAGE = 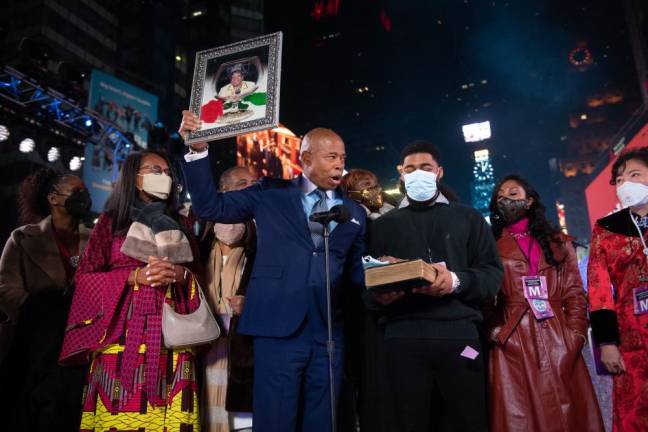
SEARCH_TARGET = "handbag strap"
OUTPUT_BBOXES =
[187,273,209,308]
[159,272,211,315]
[195,277,206,303]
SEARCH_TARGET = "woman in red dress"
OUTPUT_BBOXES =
[588,147,648,432]
[60,151,204,432]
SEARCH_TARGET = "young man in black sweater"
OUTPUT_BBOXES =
[366,141,502,432]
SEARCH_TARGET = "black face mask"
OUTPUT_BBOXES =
[64,189,92,219]
[497,198,529,224]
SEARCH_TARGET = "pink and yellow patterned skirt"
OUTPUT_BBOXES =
[80,343,200,432]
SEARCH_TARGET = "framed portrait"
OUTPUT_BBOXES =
[185,32,283,144]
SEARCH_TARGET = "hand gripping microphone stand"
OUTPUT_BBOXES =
[309,205,351,432]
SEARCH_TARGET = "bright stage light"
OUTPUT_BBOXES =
[0,125,9,141]
[19,138,35,153]
[85,118,93,127]
[69,156,82,171]
[462,121,491,143]
[47,146,60,162]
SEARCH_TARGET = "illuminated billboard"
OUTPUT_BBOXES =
[474,149,490,162]
[88,69,159,149]
[236,125,302,179]
[462,121,491,143]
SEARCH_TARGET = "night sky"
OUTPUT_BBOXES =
[266,0,641,211]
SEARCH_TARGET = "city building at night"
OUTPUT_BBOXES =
[471,148,495,219]
[552,0,646,242]
[1,1,648,429]
[0,1,268,243]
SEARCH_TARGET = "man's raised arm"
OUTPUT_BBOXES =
[179,110,258,223]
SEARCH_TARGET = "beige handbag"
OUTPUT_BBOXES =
[162,277,220,349]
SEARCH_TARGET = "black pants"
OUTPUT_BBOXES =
[383,337,487,432]
[0,292,84,432]
[359,312,397,432]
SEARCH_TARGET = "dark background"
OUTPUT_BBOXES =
[0,0,647,243]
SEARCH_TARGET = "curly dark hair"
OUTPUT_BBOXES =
[340,169,374,191]
[609,146,648,185]
[400,140,441,165]
[489,174,562,266]
[18,168,68,225]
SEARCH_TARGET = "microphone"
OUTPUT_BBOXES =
[309,205,351,225]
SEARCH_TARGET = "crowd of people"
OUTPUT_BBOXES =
[0,109,646,432]
[93,97,155,149]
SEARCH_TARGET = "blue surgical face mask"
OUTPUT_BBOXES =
[403,169,438,202]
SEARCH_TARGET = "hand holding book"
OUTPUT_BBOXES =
[364,259,437,291]
[365,259,455,301]
[412,262,454,296]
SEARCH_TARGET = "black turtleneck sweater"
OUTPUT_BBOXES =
[367,200,503,339]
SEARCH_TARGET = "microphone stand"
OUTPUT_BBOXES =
[311,205,348,432]
[323,223,337,432]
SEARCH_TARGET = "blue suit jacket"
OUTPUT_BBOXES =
[181,156,366,338]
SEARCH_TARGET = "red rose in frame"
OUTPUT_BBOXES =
[200,99,224,123]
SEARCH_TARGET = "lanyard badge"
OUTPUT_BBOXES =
[522,275,554,320]
[633,287,648,316]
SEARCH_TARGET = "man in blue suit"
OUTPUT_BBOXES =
[179,111,366,432]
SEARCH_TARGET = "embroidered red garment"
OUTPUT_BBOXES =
[59,213,202,407]
[587,222,648,431]
[200,99,224,123]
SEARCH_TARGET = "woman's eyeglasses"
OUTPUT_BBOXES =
[139,165,172,176]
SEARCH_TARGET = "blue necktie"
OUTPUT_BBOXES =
[308,189,329,248]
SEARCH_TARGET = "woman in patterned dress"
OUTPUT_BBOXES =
[588,147,648,432]
[60,151,204,432]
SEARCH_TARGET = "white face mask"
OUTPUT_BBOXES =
[138,173,172,200]
[214,223,246,245]
[403,169,438,202]
[616,181,648,209]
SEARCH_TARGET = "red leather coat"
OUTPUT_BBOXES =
[485,231,604,432]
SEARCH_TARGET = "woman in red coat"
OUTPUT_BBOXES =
[485,174,604,432]
[588,147,648,432]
